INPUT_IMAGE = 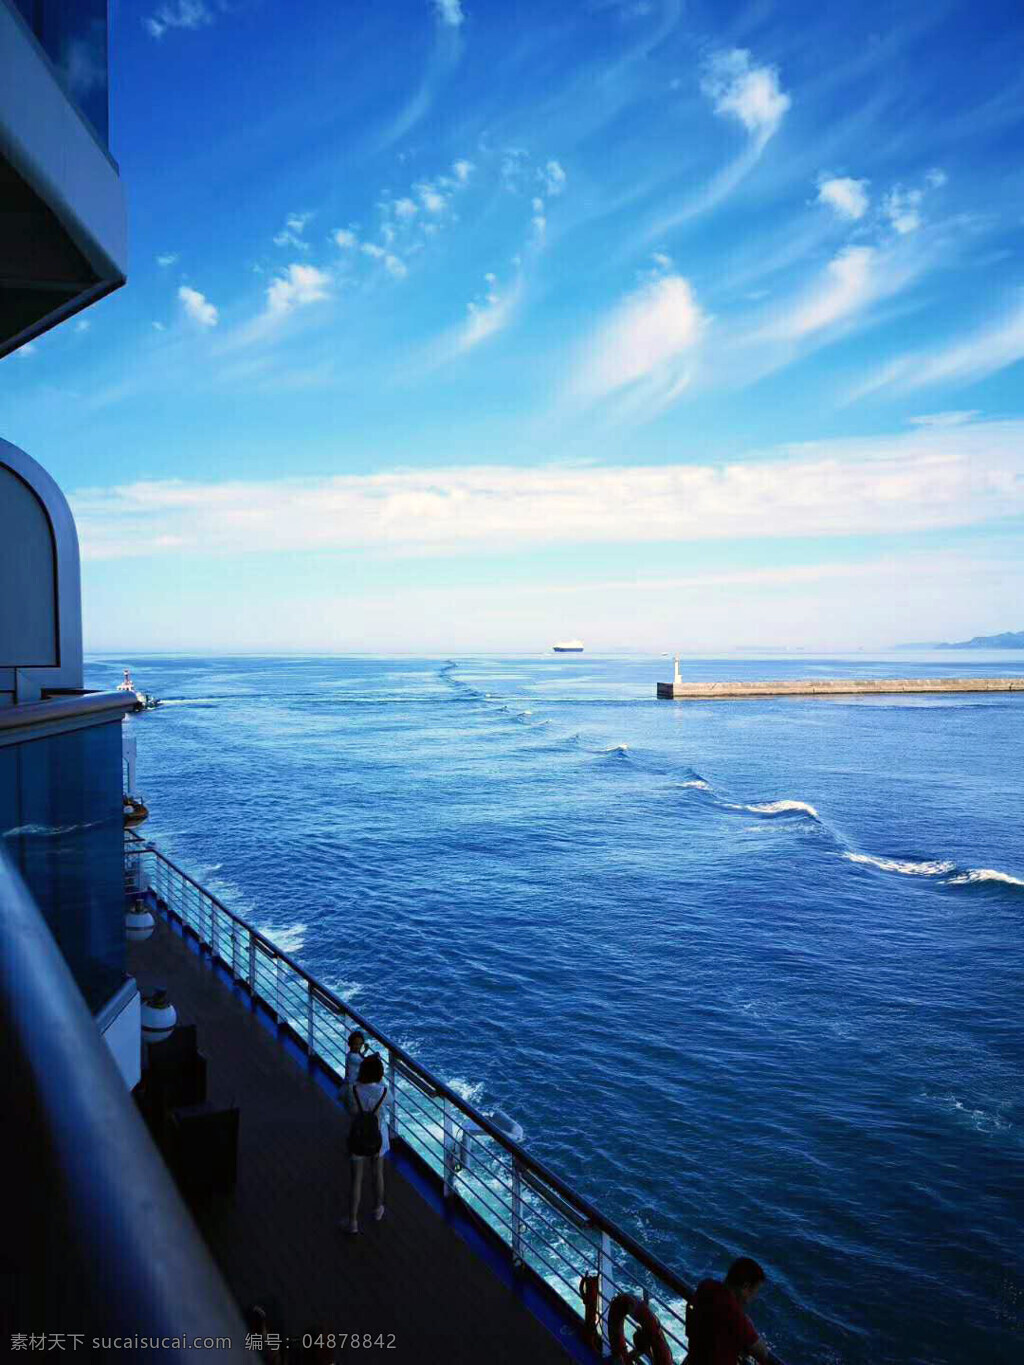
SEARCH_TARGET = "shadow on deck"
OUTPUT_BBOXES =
[128,918,580,1365]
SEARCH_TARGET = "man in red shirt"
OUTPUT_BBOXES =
[685,1257,771,1365]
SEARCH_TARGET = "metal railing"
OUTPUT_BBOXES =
[125,830,786,1364]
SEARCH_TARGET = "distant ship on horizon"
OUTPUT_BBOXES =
[552,639,584,653]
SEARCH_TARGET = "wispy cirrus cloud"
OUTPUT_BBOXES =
[852,293,1024,399]
[156,252,179,267]
[572,260,705,415]
[646,49,790,241]
[909,410,980,428]
[442,271,522,358]
[72,417,1024,561]
[771,245,877,339]
[273,213,313,251]
[144,1,214,40]
[373,0,465,152]
[432,0,464,26]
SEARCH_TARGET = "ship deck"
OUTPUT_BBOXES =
[128,919,578,1365]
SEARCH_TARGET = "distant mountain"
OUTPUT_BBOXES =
[936,631,1024,649]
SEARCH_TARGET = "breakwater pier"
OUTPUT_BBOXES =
[657,673,1024,700]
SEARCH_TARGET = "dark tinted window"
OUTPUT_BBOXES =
[12,0,109,145]
[1,719,125,1012]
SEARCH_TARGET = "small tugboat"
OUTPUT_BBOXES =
[117,667,161,711]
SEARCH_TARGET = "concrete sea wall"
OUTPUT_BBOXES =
[656,678,1024,700]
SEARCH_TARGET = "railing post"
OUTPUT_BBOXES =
[210,900,219,960]
[231,920,240,981]
[387,1048,398,1140]
[306,982,315,1062]
[443,1099,456,1197]
[598,1229,613,1355]
[274,956,282,1026]
[247,934,256,997]
[511,1155,524,1268]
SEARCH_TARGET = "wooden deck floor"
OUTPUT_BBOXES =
[128,919,576,1365]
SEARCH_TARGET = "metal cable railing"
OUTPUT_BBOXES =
[125,830,787,1364]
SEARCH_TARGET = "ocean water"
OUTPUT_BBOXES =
[91,654,1024,1364]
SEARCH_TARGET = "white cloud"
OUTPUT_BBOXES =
[384,255,408,279]
[75,319,91,333]
[178,285,218,328]
[432,0,464,26]
[539,160,567,197]
[145,1,213,40]
[925,168,948,189]
[265,264,331,315]
[909,411,980,428]
[452,159,475,183]
[333,229,358,249]
[775,246,875,339]
[575,273,705,410]
[393,197,418,220]
[417,182,448,214]
[455,274,520,352]
[152,321,166,332]
[883,185,924,235]
[701,48,790,142]
[854,293,1024,396]
[273,212,313,250]
[501,148,529,192]
[71,418,1024,562]
[156,252,179,267]
[816,175,869,221]
[361,243,386,260]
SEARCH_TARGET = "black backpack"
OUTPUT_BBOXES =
[348,1085,386,1157]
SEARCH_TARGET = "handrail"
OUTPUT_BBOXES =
[126,831,789,1364]
[125,833,699,1299]
[3,845,248,1358]
[0,689,134,732]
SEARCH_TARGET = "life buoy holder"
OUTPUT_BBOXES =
[123,796,149,827]
[579,1274,602,1352]
[607,1292,674,1365]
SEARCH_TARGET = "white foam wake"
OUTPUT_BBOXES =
[447,1076,485,1106]
[679,779,710,790]
[948,867,1024,887]
[264,922,307,955]
[844,852,955,877]
[729,799,820,819]
[3,819,105,838]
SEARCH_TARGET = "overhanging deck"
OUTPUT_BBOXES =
[128,919,579,1364]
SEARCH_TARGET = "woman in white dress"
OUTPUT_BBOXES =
[344,1053,389,1233]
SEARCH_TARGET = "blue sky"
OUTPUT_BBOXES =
[4,0,1024,651]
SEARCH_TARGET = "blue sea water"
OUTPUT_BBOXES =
[91,653,1024,1364]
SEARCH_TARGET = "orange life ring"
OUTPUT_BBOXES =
[579,1274,602,1352]
[123,796,149,827]
[607,1292,674,1365]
